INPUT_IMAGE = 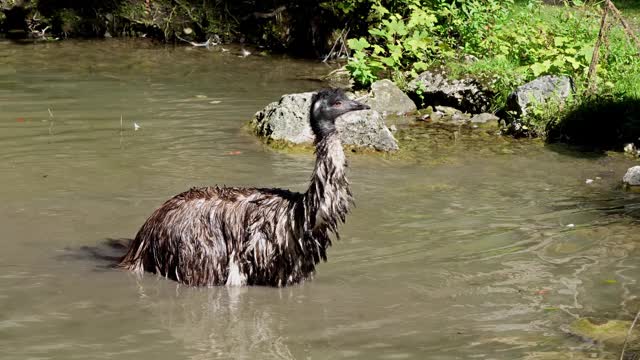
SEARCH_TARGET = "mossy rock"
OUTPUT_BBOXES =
[570,317,638,347]
[524,351,602,360]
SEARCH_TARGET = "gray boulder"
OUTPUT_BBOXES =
[250,92,399,152]
[406,71,493,113]
[506,75,574,118]
[470,113,500,124]
[252,92,315,144]
[362,79,417,115]
[623,166,640,188]
[336,110,399,151]
[434,105,461,117]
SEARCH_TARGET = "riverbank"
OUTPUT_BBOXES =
[0,0,348,57]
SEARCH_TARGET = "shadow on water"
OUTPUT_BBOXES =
[59,238,132,270]
[547,96,640,154]
[543,142,607,160]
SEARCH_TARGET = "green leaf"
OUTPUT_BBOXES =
[554,36,568,47]
[413,61,429,71]
[566,57,581,70]
[347,37,371,52]
[530,61,550,76]
[381,56,396,67]
[372,45,386,55]
[580,44,594,63]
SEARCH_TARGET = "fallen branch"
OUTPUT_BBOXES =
[619,309,640,360]
[606,0,640,56]
[587,0,640,93]
[48,108,54,135]
[587,3,610,93]
[32,25,50,38]
[176,34,217,48]
[323,27,350,63]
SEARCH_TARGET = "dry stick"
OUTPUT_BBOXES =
[587,3,610,93]
[175,34,213,48]
[606,0,640,56]
[47,108,54,135]
[323,26,348,63]
[120,114,124,148]
[339,28,351,59]
[164,6,176,40]
[619,309,640,360]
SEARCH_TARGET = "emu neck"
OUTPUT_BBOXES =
[304,132,352,233]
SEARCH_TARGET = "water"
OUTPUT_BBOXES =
[1,40,639,360]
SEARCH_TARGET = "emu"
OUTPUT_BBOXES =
[118,88,369,287]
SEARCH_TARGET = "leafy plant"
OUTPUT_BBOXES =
[346,37,381,87]
[346,0,445,87]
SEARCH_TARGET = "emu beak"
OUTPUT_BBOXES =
[347,100,370,112]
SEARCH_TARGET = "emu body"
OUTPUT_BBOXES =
[119,89,368,287]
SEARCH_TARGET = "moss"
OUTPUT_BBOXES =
[569,318,638,346]
[256,136,388,156]
[244,122,396,155]
[524,352,599,360]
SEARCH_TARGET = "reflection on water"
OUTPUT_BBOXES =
[0,40,639,359]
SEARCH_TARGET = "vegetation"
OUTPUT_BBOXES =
[340,0,640,146]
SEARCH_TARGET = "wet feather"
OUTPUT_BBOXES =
[118,88,364,287]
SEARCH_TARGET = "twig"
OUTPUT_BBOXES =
[587,3,610,93]
[120,114,124,148]
[176,34,215,48]
[165,6,176,41]
[323,26,349,63]
[47,108,54,135]
[340,29,351,58]
[606,0,640,56]
[620,309,640,360]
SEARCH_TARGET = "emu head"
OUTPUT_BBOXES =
[310,88,370,139]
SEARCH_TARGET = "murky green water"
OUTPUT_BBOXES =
[1,40,639,360]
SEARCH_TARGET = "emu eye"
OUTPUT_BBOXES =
[333,101,343,107]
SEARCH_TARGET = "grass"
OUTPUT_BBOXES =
[442,1,640,146]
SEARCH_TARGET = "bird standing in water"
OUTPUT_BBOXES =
[118,88,369,286]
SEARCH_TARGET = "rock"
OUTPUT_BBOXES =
[429,106,470,124]
[569,318,638,347]
[463,54,479,64]
[470,113,500,124]
[623,166,640,188]
[623,143,640,157]
[434,106,460,117]
[506,75,574,118]
[362,79,417,115]
[451,112,470,124]
[252,92,315,144]
[430,112,443,122]
[406,71,493,113]
[624,143,636,154]
[336,110,399,151]
[250,92,399,152]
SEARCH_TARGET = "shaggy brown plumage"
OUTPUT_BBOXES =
[118,89,369,287]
